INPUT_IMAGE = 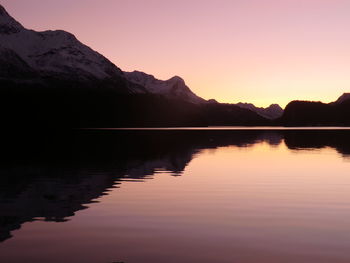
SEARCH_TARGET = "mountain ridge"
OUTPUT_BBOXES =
[124,70,205,104]
[0,4,208,104]
[2,4,350,127]
[0,3,272,128]
[235,102,283,120]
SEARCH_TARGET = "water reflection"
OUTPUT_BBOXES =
[0,129,350,249]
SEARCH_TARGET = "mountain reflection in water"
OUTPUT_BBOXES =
[0,129,350,262]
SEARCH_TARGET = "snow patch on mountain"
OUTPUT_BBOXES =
[124,71,205,104]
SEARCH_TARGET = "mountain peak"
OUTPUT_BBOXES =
[236,102,283,119]
[124,70,205,104]
[0,5,24,34]
[0,4,125,80]
[168,75,184,83]
[267,104,283,110]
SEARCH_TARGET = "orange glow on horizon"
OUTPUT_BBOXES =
[2,0,350,108]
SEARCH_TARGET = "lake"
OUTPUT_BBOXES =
[1,129,350,263]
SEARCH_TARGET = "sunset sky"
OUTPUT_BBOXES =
[3,0,350,107]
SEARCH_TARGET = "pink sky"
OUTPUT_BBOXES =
[2,0,350,107]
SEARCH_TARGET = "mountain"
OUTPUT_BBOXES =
[280,94,350,126]
[0,5,121,80]
[1,4,200,101]
[0,4,270,128]
[124,71,205,104]
[236,103,283,119]
[0,4,151,96]
[2,4,350,128]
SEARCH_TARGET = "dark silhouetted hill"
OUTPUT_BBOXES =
[280,94,350,126]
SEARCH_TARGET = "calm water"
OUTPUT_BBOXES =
[1,130,350,263]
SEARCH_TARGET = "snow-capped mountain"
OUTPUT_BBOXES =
[236,103,283,120]
[124,71,205,104]
[0,4,276,127]
[0,5,124,80]
[0,4,208,103]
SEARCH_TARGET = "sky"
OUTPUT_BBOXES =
[2,0,350,107]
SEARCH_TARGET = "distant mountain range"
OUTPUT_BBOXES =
[235,103,283,119]
[0,4,349,127]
